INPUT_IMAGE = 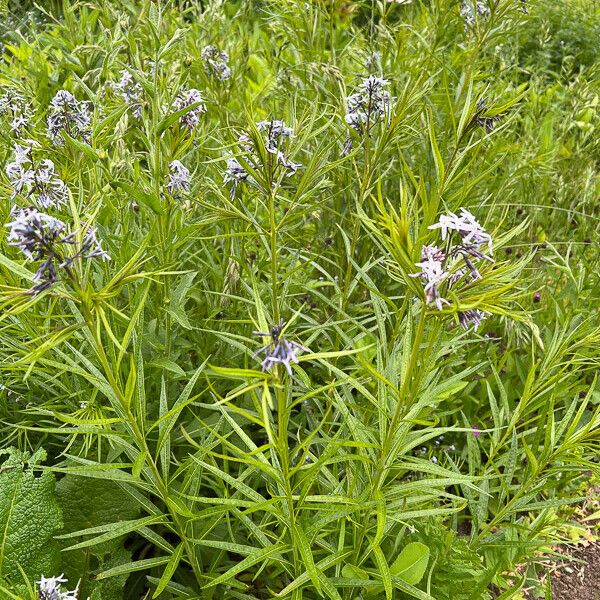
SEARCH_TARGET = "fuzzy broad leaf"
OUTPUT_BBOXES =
[0,448,63,586]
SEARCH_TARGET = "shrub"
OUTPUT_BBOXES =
[0,1,598,599]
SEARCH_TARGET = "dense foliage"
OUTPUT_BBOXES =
[0,0,598,598]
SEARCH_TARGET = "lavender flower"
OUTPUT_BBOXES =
[5,146,68,208]
[428,208,492,251]
[47,90,91,145]
[460,0,490,28]
[458,309,490,331]
[450,243,493,280]
[37,574,80,600]
[276,151,302,176]
[167,160,191,196]
[0,89,32,136]
[474,97,501,133]
[5,209,109,293]
[112,69,143,119]
[410,245,450,310]
[5,143,35,197]
[345,76,392,136]
[411,209,494,329]
[33,160,69,209]
[201,45,231,81]
[223,157,249,200]
[224,120,300,197]
[172,88,206,132]
[6,208,67,260]
[75,225,111,262]
[253,319,309,375]
[256,120,301,175]
[257,120,294,154]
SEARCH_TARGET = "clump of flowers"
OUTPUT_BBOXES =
[253,319,309,375]
[172,88,207,132]
[343,76,393,153]
[38,574,81,600]
[0,88,32,136]
[224,119,301,199]
[201,45,231,81]
[473,97,502,133]
[257,119,301,174]
[6,144,68,208]
[411,208,493,330]
[410,245,450,311]
[167,160,191,196]
[47,90,92,145]
[460,0,490,28]
[111,69,143,119]
[365,51,382,74]
[223,157,250,200]
[5,208,110,294]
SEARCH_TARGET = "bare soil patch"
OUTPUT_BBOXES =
[550,542,600,600]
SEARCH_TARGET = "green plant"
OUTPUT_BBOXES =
[0,1,598,599]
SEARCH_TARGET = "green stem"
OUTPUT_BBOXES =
[275,379,300,580]
[351,308,427,569]
[269,188,280,323]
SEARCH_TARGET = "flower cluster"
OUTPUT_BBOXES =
[460,0,490,28]
[47,90,92,145]
[112,69,143,119]
[6,144,68,208]
[411,208,493,330]
[5,208,109,294]
[253,319,309,375]
[223,157,249,200]
[172,88,206,132]
[167,160,191,196]
[411,245,450,311]
[458,309,489,331]
[224,119,301,199]
[365,51,382,74]
[429,208,492,250]
[38,574,81,600]
[201,45,231,81]
[473,97,501,133]
[257,119,301,174]
[0,88,32,136]
[257,120,293,153]
[345,76,392,136]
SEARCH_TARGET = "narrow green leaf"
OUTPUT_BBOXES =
[58,514,168,550]
[153,542,184,598]
[96,556,171,580]
[112,181,163,214]
[203,543,289,588]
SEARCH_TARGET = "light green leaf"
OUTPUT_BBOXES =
[390,542,430,585]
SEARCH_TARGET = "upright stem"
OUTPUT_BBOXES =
[350,308,427,570]
[269,188,280,323]
[275,380,300,579]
